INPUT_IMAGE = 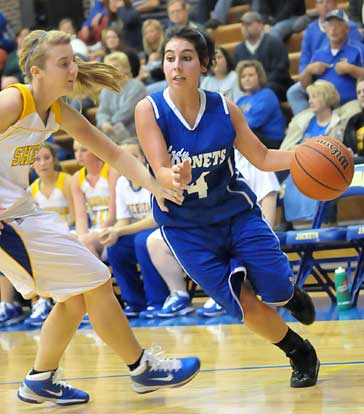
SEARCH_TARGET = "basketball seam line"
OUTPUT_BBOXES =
[300,143,350,184]
[294,153,343,192]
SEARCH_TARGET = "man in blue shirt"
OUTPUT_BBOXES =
[300,9,364,106]
[300,0,361,72]
[287,1,362,114]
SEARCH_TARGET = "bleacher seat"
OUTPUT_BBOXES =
[289,51,301,80]
[287,32,303,54]
[213,23,242,45]
[284,164,364,304]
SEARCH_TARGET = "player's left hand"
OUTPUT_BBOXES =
[153,182,184,212]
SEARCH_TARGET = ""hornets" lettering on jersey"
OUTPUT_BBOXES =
[168,146,227,168]
[11,145,40,167]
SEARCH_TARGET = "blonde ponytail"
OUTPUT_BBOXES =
[19,29,127,96]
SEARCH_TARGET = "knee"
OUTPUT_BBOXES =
[61,295,86,320]
[239,283,266,322]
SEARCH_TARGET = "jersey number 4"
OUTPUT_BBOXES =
[187,172,209,199]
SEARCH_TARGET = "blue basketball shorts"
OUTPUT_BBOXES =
[161,206,294,320]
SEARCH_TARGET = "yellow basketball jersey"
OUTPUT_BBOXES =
[0,83,61,220]
[30,172,71,224]
[79,163,110,228]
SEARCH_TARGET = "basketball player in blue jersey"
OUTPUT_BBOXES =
[135,25,320,388]
[0,29,200,406]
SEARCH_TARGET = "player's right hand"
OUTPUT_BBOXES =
[171,159,192,191]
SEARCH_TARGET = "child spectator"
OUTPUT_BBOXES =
[200,47,241,101]
[71,141,118,258]
[99,139,170,317]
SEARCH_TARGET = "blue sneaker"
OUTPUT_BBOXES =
[156,291,194,318]
[80,313,90,325]
[139,305,162,319]
[130,346,200,394]
[196,298,227,317]
[0,301,27,326]
[124,305,142,318]
[24,298,52,327]
[17,369,89,405]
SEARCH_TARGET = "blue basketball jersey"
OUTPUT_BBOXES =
[147,89,257,227]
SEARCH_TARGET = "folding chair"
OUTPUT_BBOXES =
[283,164,364,304]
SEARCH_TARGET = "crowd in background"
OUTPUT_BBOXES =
[1,0,364,328]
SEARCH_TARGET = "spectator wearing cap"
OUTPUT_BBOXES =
[299,9,364,110]
[232,11,292,101]
[287,0,361,114]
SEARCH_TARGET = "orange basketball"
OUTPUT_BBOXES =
[290,136,354,201]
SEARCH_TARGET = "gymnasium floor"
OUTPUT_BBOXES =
[1,294,364,414]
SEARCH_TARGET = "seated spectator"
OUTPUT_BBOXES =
[232,11,293,101]
[165,0,202,29]
[30,142,74,226]
[343,77,364,164]
[102,24,141,77]
[99,139,169,317]
[1,28,29,89]
[0,276,27,326]
[280,80,359,223]
[25,142,75,327]
[78,0,109,45]
[146,229,194,318]
[139,19,167,92]
[71,141,118,258]
[59,18,89,61]
[235,60,285,149]
[287,0,362,115]
[112,0,143,51]
[193,0,253,28]
[200,47,241,101]
[138,19,165,84]
[281,80,356,151]
[139,50,165,85]
[141,18,164,59]
[96,51,146,142]
[299,10,364,111]
[254,0,306,41]
[0,11,16,53]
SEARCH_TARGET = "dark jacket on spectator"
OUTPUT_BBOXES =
[257,0,305,25]
[232,33,292,101]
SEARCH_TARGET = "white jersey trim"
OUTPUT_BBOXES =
[217,92,229,114]
[146,95,160,119]
[163,88,206,131]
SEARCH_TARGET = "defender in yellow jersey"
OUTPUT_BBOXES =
[0,29,199,406]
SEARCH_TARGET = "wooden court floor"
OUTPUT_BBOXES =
[1,320,364,414]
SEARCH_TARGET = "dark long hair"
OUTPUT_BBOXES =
[161,26,215,71]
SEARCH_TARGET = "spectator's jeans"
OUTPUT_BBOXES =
[270,16,299,41]
[214,0,259,23]
[286,81,309,115]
